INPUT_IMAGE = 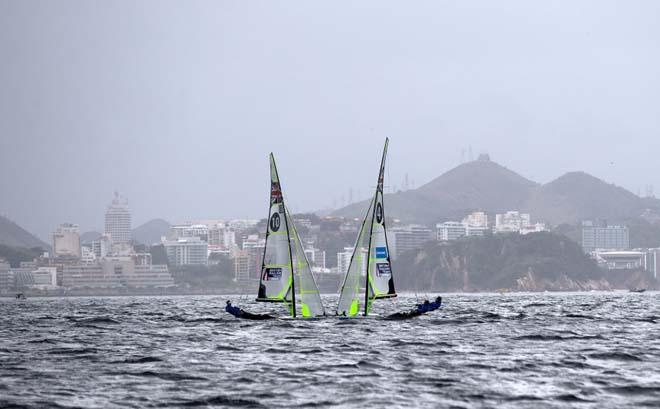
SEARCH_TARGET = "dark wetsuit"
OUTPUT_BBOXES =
[226,303,275,320]
[384,299,442,320]
[417,302,431,313]
[427,300,441,311]
[226,304,243,318]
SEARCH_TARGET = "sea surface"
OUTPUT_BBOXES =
[1,292,659,408]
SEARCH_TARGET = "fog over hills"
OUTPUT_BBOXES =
[132,219,171,245]
[3,1,660,241]
[0,215,50,250]
[524,172,653,225]
[332,158,660,225]
[80,231,101,244]
[82,219,171,246]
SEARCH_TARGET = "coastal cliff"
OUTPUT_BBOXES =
[394,232,656,291]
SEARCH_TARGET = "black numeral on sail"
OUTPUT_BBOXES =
[270,213,281,232]
[376,202,383,224]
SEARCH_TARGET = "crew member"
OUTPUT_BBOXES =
[416,300,431,313]
[429,296,442,311]
[225,300,243,318]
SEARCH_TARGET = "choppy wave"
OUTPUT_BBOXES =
[1,292,659,408]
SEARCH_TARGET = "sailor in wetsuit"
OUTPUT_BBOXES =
[429,296,442,311]
[384,296,442,320]
[417,300,431,313]
[225,300,243,318]
[416,297,442,314]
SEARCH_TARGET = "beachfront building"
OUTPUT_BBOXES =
[62,257,173,288]
[31,267,58,289]
[52,223,81,258]
[0,260,10,292]
[162,237,208,266]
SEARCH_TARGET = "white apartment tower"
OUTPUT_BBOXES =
[105,192,132,244]
[52,223,81,258]
[462,212,489,228]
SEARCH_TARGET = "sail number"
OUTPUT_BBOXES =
[270,213,281,232]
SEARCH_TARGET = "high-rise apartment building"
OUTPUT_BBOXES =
[52,223,81,258]
[495,211,531,233]
[170,224,209,241]
[208,225,236,249]
[305,246,326,269]
[337,248,352,274]
[105,192,131,244]
[336,247,366,274]
[162,237,208,266]
[462,212,489,228]
[389,225,434,259]
[581,220,629,253]
[0,260,10,291]
[91,234,112,258]
[437,222,467,241]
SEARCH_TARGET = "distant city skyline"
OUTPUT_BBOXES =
[2,1,660,240]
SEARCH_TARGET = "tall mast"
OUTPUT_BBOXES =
[270,154,296,317]
[363,138,389,316]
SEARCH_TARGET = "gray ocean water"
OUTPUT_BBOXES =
[1,293,659,408]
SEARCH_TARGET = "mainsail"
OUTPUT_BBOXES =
[337,138,396,316]
[257,153,325,318]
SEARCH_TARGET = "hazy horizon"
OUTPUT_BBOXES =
[2,1,659,240]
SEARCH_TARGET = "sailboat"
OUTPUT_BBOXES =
[337,138,397,317]
[256,153,326,318]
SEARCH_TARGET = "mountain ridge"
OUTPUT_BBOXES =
[0,215,50,250]
[331,159,660,225]
[132,218,171,245]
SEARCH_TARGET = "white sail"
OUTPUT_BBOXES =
[257,154,293,302]
[367,142,396,299]
[257,153,325,318]
[337,138,396,316]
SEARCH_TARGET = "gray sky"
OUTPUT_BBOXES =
[1,1,659,240]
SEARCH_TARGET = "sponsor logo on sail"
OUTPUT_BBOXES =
[263,267,282,281]
[271,181,283,204]
[375,246,388,259]
[376,263,391,277]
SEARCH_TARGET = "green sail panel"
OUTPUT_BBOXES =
[257,154,293,302]
[287,210,325,317]
[337,199,373,317]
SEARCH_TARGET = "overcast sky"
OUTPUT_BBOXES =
[1,1,659,240]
